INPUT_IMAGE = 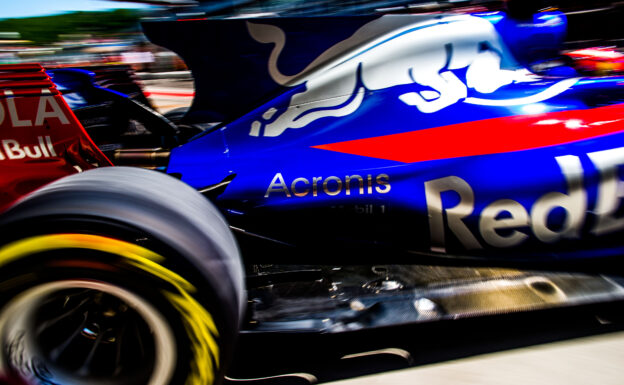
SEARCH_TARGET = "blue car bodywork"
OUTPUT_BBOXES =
[140,11,624,265]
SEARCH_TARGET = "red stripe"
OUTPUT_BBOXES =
[311,104,624,163]
[144,90,195,98]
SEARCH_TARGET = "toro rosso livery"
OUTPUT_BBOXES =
[2,9,624,385]
[144,11,624,261]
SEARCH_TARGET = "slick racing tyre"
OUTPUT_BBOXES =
[0,167,245,385]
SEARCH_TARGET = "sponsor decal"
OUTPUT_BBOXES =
[425,147,624,252]
[0,91,70,128]
[0,136,57,161]
[265,172,390,198]
[247,16,576,137]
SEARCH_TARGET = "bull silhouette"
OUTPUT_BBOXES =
[248,15,572,138]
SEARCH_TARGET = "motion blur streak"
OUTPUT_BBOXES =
[0,233,221,385]
[0,233,166,268]
[164,291,220,385]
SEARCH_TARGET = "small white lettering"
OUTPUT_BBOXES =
[588,148,624,235]
[291,177,310,197]
[0,136,57,161]
[265,173,392,198]
[479,199,529,248]
[425,176,482,252]
[530,155,586,243]
[265,173,291,198]
[0,92,70,128]
[35,95,70,126]
[3,139,25,159]
[5,90,32,127]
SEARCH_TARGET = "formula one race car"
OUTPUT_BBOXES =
[2,6,624,385]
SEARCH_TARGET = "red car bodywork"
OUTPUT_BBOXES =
[0,64,111,213]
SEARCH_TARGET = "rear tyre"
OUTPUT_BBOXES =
[0,167,245,385]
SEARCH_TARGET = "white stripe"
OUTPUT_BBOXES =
[38,136,50,157]
[45,136,57,157]
[465,78,580,107]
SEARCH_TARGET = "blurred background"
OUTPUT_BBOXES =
[2,0,624,114]
[2,0,624,68]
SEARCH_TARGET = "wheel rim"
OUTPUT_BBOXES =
[0,280,176,385]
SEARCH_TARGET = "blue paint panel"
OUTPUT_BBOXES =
[163,12,624,262]
[485,10,568,67]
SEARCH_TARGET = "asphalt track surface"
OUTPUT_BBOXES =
[145,76,624,385]
[326,331,624,385]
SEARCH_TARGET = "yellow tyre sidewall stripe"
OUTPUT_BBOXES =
[0,233,220,385]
